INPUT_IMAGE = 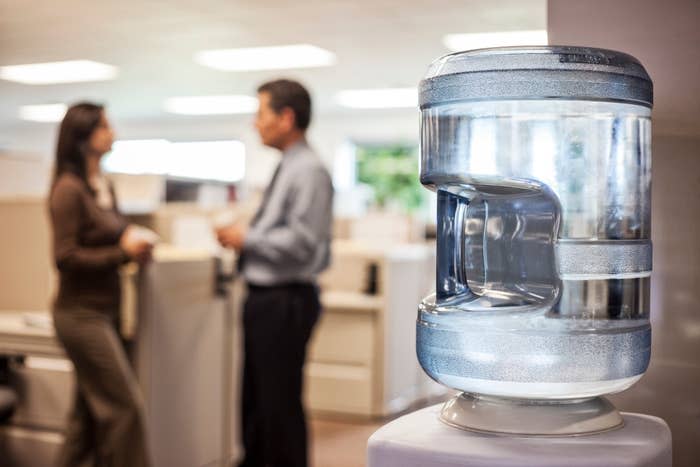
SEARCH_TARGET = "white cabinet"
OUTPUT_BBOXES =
[132,246,237,467]
[306,240,441,417]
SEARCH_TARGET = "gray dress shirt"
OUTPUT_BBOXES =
[241,139,334,286]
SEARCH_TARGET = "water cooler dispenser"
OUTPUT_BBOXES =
[367,46,672,467]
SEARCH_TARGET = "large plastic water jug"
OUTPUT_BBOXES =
[417,46,653,435]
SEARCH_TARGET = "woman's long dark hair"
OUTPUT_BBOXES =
[53,102,105,187]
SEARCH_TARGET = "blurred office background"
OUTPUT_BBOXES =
[0,0,698,466]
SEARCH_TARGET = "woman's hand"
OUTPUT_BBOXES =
[120,225,155,265]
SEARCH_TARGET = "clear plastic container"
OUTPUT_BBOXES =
[417,47,653,400]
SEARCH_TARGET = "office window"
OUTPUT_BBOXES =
[102,139,245,183]
[355,143,424,213]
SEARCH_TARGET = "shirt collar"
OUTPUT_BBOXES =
[282,138,308,158]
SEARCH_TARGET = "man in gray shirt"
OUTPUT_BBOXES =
[217,79,333,467]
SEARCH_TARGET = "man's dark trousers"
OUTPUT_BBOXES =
[238,283,321,467]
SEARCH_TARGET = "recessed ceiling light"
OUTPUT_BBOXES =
[0,60,118,85]
[443,30,548,52]
[164,95,259,115]
[336,88,418,109]
[18,104,68,122]
[195,44,336,71]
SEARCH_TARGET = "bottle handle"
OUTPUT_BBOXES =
[453,198,472,293]
[437,185,561,311]
[436,189,479,303]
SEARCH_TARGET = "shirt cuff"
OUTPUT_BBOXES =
[243,228,263,254]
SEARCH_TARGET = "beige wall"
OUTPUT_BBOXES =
[0,198,54,311]
[0,154,52,198]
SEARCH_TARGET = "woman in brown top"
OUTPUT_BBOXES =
[49,102,152,467]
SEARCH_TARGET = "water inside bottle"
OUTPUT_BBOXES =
[418,185,651,399]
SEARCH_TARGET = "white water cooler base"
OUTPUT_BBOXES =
[367,404,672,467]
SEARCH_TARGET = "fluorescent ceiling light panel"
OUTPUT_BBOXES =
[336,88,418,109]
[164,95,258,115]
[18,104,68,122]
[0,60,118,85]
[443,30,548,52]
[195,44,336,71]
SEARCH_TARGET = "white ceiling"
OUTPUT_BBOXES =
[0,0,546,131]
